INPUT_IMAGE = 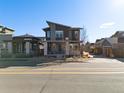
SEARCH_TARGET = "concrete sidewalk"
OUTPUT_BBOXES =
[0,57,124,74]
[0,58,124,93]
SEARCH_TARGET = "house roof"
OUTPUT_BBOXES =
[43,21,82,31]
[14,34,40,40]
[95,38,105,45]
[105,38,118,44]
[14,34,35,38]
[111,31,124,38]
[46,21,71,28]
[0,25,3,28]
[37,37,46,41]
[4,27,15,32]
[102,37,118,47]
[0,26,14,33]
[43,27,50,31]
[13,34,43,41]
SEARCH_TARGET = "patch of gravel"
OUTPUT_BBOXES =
[65,57,91,63]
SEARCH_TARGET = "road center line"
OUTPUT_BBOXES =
[1,71,124,75]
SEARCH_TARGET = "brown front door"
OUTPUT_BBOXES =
[106,47,112,57]
[103,47,112,57]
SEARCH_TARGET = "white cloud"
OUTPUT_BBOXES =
[100,22,115,29]
[112,0,124,8]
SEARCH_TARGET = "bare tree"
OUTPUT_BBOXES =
[80,26,88,44]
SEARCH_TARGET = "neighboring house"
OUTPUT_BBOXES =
[89,43,95,53]
[84,42,95,53]
[13,34,45,56]
[94,37,118,57]
[0,26,14,56]
[111,31,124,38]
[94,38,105,54]
[43,21,81,57]
[95,31,124,57]
[102,38,118,57]
[111,31,124,57]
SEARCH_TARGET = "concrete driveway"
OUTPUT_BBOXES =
[0,57,124,93]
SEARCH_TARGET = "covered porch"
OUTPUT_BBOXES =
[13,34,41,56]
[44,41,80,57]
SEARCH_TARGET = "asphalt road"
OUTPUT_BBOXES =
[0,58,124,93]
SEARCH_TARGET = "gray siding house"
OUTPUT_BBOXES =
[43,21,81,57]
[12,34,45,56]
[0,21,82,57]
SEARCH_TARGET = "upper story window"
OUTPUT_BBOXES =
[122,33,124,37]
[55,31,63,40]
[75,31,79,39]
[46,31,51,40]
[0,27,2,32]
[71,31,79,40]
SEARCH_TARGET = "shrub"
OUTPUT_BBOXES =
[14,53,33,58]
[1,53,13,58]
[0,49,13,58]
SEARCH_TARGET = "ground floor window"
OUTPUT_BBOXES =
[47,42,65,54]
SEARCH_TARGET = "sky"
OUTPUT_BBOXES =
[0,0,124,43]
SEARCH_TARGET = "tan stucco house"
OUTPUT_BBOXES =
[0,26,14,56]
[95,31,124,57]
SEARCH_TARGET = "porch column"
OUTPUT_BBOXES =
[7,42,12,53]
[25,42,30,54]
[65,40,69,56]
[0,46,1,57]
[20,42,23,53]
[102,47,105,56]
[44,42,47,56]
[0,42,2,57]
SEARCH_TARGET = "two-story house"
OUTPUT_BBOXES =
[94,31,124,57]
[43,21,81,57]
[0,26,14,56]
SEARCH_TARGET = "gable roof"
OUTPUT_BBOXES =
[0,25,3,28]
[13,34,41,40]
[102,38,118,46]
[4,27,14,32]
[14,34,35,38]
[0,26,14,33]
[111,31,124,38]
[95,38,105,45]
[106,38,118,44]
